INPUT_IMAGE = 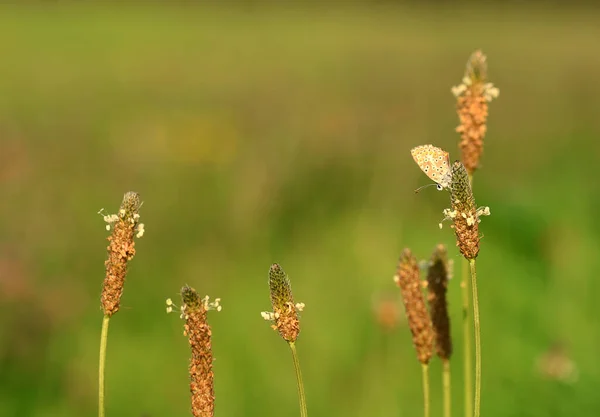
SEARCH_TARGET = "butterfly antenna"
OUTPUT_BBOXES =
[414,183,437,194]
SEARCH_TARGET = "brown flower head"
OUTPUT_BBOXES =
[442,162,490,260]
[393,249,433,365]
[172,286,221,417]
[426,244,452,360]
[100,191,144,317]
[452,50,499,176]
[262,263,304,343]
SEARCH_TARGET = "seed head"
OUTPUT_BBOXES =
[452,50,499,175]
[100,191,144,317]
[426,244,452,360]
[445,162,491,259]
[393,249,434,365]
[262,263,303,343]
[178,285,221,417]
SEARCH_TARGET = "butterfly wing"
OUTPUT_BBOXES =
[411,145,451,188]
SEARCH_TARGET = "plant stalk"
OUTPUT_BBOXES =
[461,257,472,417]
[462,172,474,417]
[443,359,451,417]
[422,364,430,417]
[289,341,308,417]
[99,315,110,417]
[469,259,481,417]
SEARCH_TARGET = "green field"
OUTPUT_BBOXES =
[1,4,599,417]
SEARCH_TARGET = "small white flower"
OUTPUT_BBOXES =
[483,84,500,101]
[476,206,491,217]
[166,298,177,314]
[100,209,120,231]
[261,311,279,321]
[451,84,467,97]
[201,296,222,312]
[136,223,145,238]
[442,208,458,220]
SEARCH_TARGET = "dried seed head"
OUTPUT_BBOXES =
[426,244,452,360]
[262,263,303,343]
[179,285,220,417]
[446,162,490,259]
[100,191,144,317]
[452,50,499,175]
[393,249,433,365]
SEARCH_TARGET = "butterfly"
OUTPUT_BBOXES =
[410,144,452,191]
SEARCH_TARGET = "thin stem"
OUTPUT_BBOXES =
[443,359,451,417]
[99,315,110,417]
[469,259,481,417]
[288,341,308,417]
[461,257,472,417]
[422,364,430,417]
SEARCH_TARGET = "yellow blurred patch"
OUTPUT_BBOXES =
[112,111,238,167]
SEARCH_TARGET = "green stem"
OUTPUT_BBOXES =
[422,364,430,417]
[461,257,472,417]
[289,341,307,417]
[443,359,451,417]
[469,259,481,417]
[99,315,110,417]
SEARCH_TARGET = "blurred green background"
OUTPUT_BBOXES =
[1,3,600,417]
